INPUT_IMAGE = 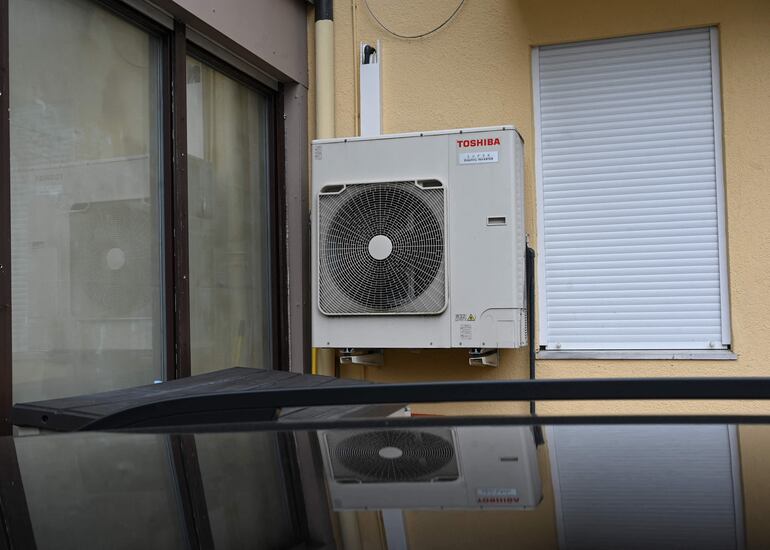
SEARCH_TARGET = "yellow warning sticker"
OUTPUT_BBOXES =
[468,314,476,322]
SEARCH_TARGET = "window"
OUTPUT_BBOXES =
[533,28,730,352]
[10,0,165,402]
[186,57,272,375]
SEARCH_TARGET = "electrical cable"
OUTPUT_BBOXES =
[362,0,465,40]
[527,246,536,416]
[526,246,544,446]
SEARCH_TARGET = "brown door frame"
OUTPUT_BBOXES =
[0,0,10,436]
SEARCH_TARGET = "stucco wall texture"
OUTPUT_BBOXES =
[309,2,770,546]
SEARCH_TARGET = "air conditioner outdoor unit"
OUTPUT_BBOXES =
[319,426,542,510]
[311,126,526,350]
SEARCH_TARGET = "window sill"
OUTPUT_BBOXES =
[536,350,737,361]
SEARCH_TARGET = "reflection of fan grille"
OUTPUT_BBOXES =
[70,199,154,319]
[331,430,457,483]
[318,181,445,315]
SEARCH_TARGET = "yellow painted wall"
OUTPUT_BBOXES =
[309,1,770,547]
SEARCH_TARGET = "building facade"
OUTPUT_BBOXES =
[0,0,769,547]
[312,0,770,418]
[309,2,770,546]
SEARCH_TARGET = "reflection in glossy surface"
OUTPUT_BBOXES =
[15,433,185,550]
[186,58,271,376]
[8,431,301,550]
[4,422,770,549]
[320,426,542,510]
[549,425,741,550]
[196,432,297,549]
[9,0,165,403]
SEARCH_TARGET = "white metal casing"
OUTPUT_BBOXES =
[311,126,526,349]
[320,426,542,511]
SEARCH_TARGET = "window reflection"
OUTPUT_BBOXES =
[9,0,165,402]
[15,434,185,550]
[195,432,298,548]
[186,58,271,374]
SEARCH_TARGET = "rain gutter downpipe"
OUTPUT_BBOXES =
[315,0,335,140]
[314,5,363,547]
[312,0,336,378]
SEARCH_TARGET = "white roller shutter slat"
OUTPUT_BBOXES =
[534,28,729,350]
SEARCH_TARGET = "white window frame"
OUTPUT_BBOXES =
[532,27,734,359]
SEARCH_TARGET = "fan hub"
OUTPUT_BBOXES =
[106,247,126,271]
[368,234,393,261]
[378,446,403,459]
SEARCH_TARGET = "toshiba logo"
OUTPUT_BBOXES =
[457,138,500,148]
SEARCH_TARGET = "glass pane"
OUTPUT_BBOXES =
[9,0,165,402]
[15,433,187,550]
[186,57,271,374]
[195,432,299,548]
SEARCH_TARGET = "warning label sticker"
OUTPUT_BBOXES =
[460,323,473,340]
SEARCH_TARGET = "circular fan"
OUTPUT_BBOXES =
[319,181,445,314]
[334,430,455,482]
[70,199,153,319]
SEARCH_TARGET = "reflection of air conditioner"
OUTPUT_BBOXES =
[311,126,526,350]
[11,156,154,351]
[69,198,153,319]
[319,426,542,510]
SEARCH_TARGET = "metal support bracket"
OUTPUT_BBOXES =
[339,348,384,367]
[469,348,499,367]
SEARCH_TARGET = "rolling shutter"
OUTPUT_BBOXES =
[533,28,730,350]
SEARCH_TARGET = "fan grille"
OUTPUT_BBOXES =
[328,429,458,483]
[318,181,446,315]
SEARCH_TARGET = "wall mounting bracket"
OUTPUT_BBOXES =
[339,348,384,367]
[469,348,499,367]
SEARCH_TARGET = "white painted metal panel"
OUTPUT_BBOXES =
[548,425,743,550]
[534,28,729,350]
[311,127,526,349]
